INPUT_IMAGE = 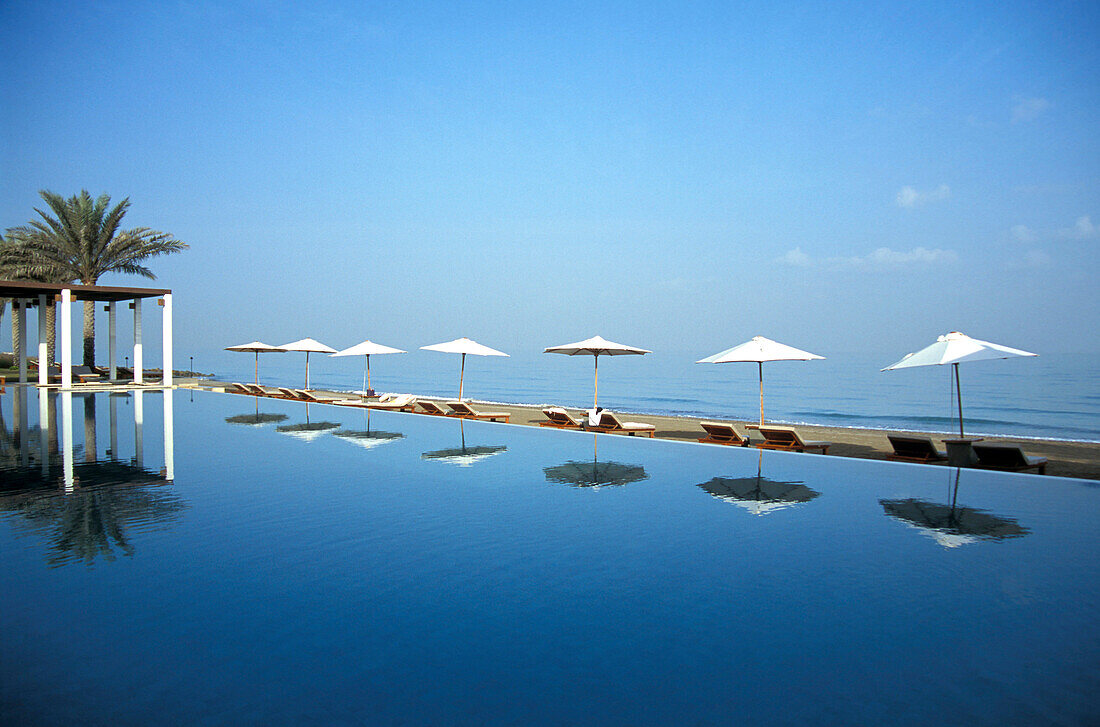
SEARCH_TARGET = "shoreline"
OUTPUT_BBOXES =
[199,381,1100,481]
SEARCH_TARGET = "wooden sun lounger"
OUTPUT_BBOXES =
[972,444,1048,475]
[540,407,583,429]
[417,400,450,416]
[277,387,309,400]
[698,421,750,446]
[886,435,948,463]
[365,394,417,411]
[588,411,655,437]
[446,401,510,422]
[297,389,355,404]
[755,426,830,454]
[226,382,253,394]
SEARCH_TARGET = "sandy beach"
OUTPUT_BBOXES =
[202,383,1100,480]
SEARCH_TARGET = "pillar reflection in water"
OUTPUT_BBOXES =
[61,391,74,492]
[134,390,144,469]
[38,388,49,478]
[83,394,97,463]
[163,389,174,481]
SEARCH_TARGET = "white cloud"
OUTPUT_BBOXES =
[1060,215,1097,239]
[1011,224,1036,243]
[777,247,811,267]
[777,246,957,270]
[896,184,950,208]
[857,247,958,266]
[1012,96,1050,123]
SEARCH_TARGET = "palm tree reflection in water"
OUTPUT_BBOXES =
[0,388,185,567]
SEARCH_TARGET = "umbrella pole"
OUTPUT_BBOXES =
[254,352,259,385]
[954,362,964,437]
[459,353,466,400]
[758,362,764,426]
[594,354,599,409]
[366,355,371,392]
[305,351,310,390]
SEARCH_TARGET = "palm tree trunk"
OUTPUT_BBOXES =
[46,303,56,365]
[12,303,21,364]
[83,299,95,367]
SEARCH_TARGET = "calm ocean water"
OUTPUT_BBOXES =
[210,349,1100,442]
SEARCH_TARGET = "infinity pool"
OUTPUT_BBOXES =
[2,388,1098,725]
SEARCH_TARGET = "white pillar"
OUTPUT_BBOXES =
[163,388,174,480]
[38,294,48,386]
[61,289,73,389]
[61,391,74,492]
[133,299,143,385]
[133,389,144,468]
[17,300,28,384]
[161,294,173,387]
[108,301,117,381]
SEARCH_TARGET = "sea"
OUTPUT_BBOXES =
[208,348,1100,443]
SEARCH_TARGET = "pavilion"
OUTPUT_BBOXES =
[1,279,174,389]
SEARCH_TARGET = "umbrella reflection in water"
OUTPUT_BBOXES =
[880,468,1030,548]
[333,409,404,450]
[225,395,289,427]
[275,403,339,442]
[544,434,648,489]
[421,420,506,467]
[697,450,820,515]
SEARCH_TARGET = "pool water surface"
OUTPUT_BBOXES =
[1,388,1098,725]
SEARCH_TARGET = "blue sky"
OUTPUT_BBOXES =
[2,0,1097,362]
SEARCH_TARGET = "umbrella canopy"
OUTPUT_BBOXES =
[882,331,1037,437]
[277,338,337,389]
[224,341,287,385]
[420,337,508,400]
[697,336,824,425]
[331,340,406,394]
[544,335,651,408]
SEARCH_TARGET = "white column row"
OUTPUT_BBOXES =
[10,290,174,390]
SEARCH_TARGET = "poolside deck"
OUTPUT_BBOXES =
[199,381,1100,480]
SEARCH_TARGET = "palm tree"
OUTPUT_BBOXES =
[5,190,188,366]
[1,230,67,368]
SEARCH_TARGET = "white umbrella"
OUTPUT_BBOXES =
[224,341,286,384]
[420,337,508,400]
[331,340,406,394]
[277,338,337,389]
[543,335,651,409]
[882,331,1037,437]
[697,336,824,426]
